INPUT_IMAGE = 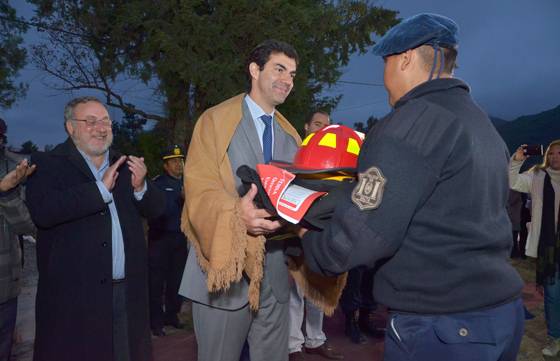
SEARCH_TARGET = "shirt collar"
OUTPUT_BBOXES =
[77,148,109,174]
[244,94,275,121]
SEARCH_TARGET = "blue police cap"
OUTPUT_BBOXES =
[162,144,185,160]
[372,13,458,57]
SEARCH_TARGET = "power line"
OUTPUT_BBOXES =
[336,80,384,87]
[332,98,387,113]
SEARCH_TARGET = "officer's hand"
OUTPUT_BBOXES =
[0,159,36,192]
[288,224,308,238]
[296,226,308,238]
[102,155,126,192]
[128,155,147,192]
[513,145,528,162]
[240,184,282,236]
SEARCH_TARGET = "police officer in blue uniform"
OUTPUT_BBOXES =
[297,13,524,361]
[148,144,189,336]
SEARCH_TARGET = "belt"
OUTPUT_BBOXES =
[112,278,126,284]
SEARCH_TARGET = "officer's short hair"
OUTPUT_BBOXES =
[63,96,104,127]
[417,45,458,74]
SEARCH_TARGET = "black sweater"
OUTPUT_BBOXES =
[302,78,523,314]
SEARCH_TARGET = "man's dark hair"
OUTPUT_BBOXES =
[417,45,458,74]
[305,110,329,125]
[246,39,299,92]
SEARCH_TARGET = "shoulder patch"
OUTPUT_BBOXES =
[351,167,386,210]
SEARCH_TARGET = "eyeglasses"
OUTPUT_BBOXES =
[72,117,113,128]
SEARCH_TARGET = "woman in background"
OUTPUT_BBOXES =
[510,140,560,357]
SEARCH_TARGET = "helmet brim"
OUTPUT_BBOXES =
[269,161,357,174]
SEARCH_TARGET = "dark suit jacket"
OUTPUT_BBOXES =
[26,138,165,361]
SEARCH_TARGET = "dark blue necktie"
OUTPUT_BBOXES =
[261,114,273,164]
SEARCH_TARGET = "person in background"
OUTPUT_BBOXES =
[510,140,560,356]
[339,266,383,344]
[148,145,189,336]
[26,96,165,361]
[0,120,36,361]
[519,193,530,260]
[303,111,330,136]
[507,190,523,258]
[288,111,343,361]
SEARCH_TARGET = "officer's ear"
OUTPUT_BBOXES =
[400,49,414,71]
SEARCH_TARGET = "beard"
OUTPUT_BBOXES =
[73,133,113,157]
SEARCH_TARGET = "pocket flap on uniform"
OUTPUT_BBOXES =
[433,316,496,345]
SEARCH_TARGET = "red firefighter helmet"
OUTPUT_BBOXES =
[272,124,363,174]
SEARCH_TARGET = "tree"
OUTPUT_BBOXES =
[20,140,38,153]
[354,115,379,134]
[112,110,148,156]
[0,0,28,108]
[112,110,166,176]
[28,0,398,146]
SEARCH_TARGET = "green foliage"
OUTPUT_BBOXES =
[20,140,38,153]
[0,0,28,108]
[112,111,148,155]
[353,115,379,134]
[28,0,398,147]
[137,131,168,178]
[112,112,167,177]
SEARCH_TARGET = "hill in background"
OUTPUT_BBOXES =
[494,104,560,154]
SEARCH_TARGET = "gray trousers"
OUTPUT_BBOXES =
[192,283,289,361]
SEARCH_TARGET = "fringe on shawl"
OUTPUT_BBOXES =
[182,202,245,291]
[182,200,266,311]
[288,255,347,316]
[244,234,266,312]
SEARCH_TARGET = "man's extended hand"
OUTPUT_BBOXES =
[128,156,147,192]
[0,159,36,192]
[102,155,126,192]
[240,184,283,236]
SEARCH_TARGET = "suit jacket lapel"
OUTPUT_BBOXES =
[55,138,96,181]
[272,115,298,163]
[239,99,264,164]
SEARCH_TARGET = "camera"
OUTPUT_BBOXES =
[523,144,543,156]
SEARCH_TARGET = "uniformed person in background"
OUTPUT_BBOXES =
[296,13,524,361]
[148,144,189,336]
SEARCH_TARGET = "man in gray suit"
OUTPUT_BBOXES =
[180,40,301,361]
